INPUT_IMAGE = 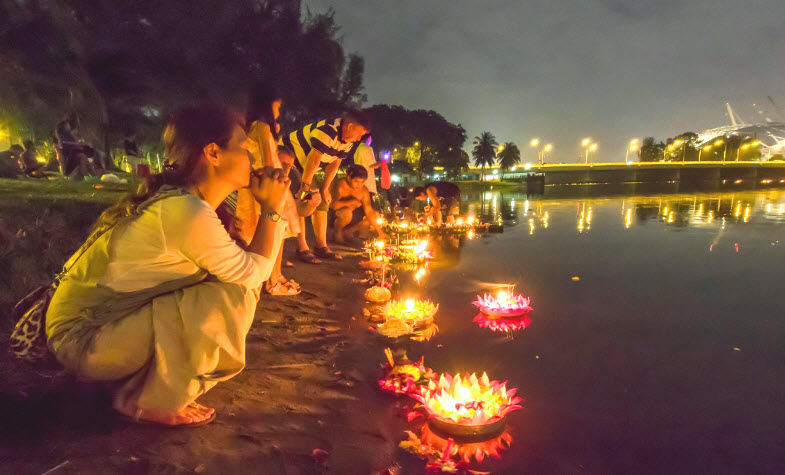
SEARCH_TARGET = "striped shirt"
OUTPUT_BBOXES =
[280,119,353,171]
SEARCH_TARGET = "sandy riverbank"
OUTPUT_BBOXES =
[0,237,423,474]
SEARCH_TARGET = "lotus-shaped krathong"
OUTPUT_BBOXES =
[384,298,439,329]
[472,289,532,318]
[473,313,530,333]
[411,372,522,440]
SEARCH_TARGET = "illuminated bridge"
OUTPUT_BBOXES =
[465,161,785,188]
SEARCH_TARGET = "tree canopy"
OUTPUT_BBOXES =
[497,142,521,177]
[472,131,497,180]
[0,0,366,156]
[364,105,467,178]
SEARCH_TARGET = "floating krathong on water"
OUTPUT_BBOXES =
[473,312,530,333]
[378,348,434,395]
[384,298,438,329]
[473,287,532,318]
[411,372,522,440]
[390,238,433,264]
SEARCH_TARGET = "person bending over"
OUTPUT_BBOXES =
[45,105,290,427]
[280,109,370,260]
[329,164,386,245]
[413,181,461,225]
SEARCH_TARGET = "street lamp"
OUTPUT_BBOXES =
[586,143,598,164]
[625,139,639,163]
[581,138,592,163]
[699,144,712,161]
[713,139,727,162]
[541,143,553,165]
[530,138,540,164]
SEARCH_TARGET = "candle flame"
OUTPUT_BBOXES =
[412,372,523,426]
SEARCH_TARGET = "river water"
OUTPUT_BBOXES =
[397,187,785,473]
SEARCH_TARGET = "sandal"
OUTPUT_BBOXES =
[277,275,300,289]
[296,250,322,265]
[115,403,216,428]
[266,282,301,296]
[314,246,343,260]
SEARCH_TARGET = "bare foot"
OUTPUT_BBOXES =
[116,401,215,426]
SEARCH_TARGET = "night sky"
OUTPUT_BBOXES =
[306,0,785,162]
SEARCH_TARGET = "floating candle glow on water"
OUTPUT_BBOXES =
[473,286,532,318]
[415,425,513,463]
[384,298,438,328]
[467,216,475,225]
[473,312,530,333]
[411,372,522,438]
[414,267,427,284]
[456,217,464,226]
[374,240,385,249]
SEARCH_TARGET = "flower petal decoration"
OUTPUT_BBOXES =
[411,372,523,427]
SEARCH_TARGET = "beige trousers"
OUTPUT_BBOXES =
[53,281,257,413]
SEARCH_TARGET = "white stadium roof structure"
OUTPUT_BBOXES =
[697,123,785,159]
[696,103,785,159]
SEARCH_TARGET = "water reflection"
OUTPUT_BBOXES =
[395,187,785,473]
[460,189,785,236]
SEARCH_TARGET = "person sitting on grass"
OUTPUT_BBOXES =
[413,181,462,226]
[19,140,46,178]
[0,144,24,178]
[329,164,386,245]
[45,105,290,427]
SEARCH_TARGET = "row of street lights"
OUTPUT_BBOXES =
[666,138,761,162]
[528,138,553,165]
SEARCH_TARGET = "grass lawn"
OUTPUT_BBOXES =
[0,177,130,331]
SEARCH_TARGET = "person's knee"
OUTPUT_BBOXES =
[335,208,353,223]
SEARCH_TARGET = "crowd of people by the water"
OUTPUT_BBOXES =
[8,84,464,427]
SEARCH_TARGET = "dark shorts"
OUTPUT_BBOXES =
[328,206,365,229]
[441,197,460,216]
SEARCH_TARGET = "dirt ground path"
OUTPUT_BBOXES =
[0,242,409,475]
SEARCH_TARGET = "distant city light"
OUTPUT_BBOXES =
[392,174,401,182]
[524,163,532,170]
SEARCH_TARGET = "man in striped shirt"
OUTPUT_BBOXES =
[280,109,371,260]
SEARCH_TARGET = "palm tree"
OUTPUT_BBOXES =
[497,142,520,180]
[472,132,498,181]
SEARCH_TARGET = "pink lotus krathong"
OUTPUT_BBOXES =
[473,313,530,333]
[472,291,532,318]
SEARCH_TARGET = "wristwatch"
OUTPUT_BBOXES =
[259,210,282,222]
